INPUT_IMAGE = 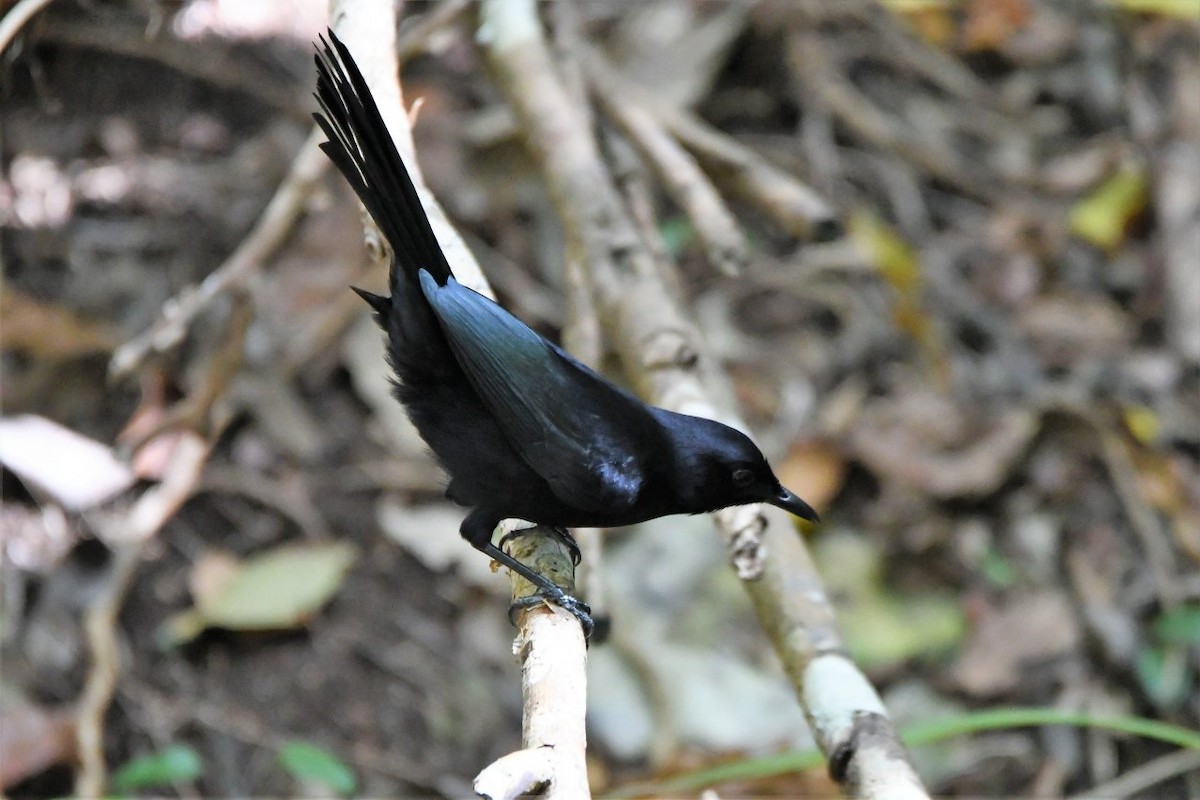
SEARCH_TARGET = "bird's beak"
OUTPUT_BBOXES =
[770,487,820,522]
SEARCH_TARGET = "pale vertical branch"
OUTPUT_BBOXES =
[475,530,590,799]
[329,0,489,298]
[326,2,590,795]
[546,0,609,640]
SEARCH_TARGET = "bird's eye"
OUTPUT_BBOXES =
[732,468,754,487]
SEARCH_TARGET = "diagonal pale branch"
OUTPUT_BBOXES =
[480,1,928,797]
[587,52,749,277]
[583,49,840,243]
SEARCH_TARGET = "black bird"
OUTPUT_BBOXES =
[314,32,817,633]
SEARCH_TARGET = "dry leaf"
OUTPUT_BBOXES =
[0,701,76,790]
[160,541,357,646]
[773,439,847,520]
[962,0,1030,52]
[0,415,136,510]
[953,591,1081,695]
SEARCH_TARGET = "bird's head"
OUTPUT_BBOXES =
[657,410,819,522]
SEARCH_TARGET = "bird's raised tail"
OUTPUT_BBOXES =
[313,31,452,286]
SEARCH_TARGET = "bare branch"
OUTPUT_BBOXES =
[476,524,589,798]
[588,53,749,277]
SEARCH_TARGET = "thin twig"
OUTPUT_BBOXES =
[858,6,1022,117]
[641,72,842,241]
[787,31,1001,203]
[395,0,474,64]
[74,541,145,799]
[1067,748,1200,800]
[34,17,308,115]
[1097,421,1185,607]
[74,429,215,797]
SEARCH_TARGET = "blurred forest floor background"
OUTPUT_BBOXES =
[2,0,1199,797]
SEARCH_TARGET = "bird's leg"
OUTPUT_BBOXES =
[462,512,593,637]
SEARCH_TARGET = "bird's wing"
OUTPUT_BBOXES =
[419,271,652,514]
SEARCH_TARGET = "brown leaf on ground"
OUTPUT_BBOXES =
[952,591,1082,695]
[1017,293,1131,368]
[849,392,1040,499]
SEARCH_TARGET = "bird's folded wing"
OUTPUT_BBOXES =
[420,271,652,514]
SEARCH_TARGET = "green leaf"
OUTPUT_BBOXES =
[1135,646,1193,709]
[111,744,202,792]
[659,216,695,258]
[279,741,357,795]
[159,541,357,646]
[980,546,1017,589]
[1152,603,1200,646]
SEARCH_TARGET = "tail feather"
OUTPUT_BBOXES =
[313,32,453,287]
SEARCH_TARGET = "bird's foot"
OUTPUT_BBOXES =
[508,589,594,638]
[480,538,591,638]
[498,525,581,566]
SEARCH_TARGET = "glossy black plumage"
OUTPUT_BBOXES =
[314,32,817,626]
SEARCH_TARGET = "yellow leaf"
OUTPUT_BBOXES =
[850,208,922,295]
[1069,166,1150,251]
[880,0,963,45]
[1123,404,1161,444]
[893,299,933,342]
[1109,0,1200,20]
